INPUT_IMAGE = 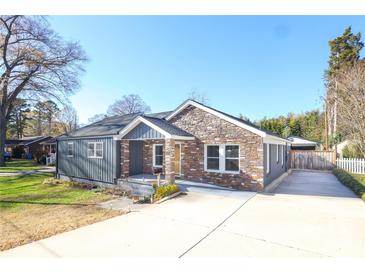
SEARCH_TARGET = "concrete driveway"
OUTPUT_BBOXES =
[2,170,365,257]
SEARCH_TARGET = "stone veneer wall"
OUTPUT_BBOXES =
[120,139,129,178]
[170,105,264,191]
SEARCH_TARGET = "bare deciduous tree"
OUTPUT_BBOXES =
[328,61,365,157]
[186,89,209,105]
[57,105,79,134]
[87,113,108,124]
[107,94,151,116]
[0,16,87,165]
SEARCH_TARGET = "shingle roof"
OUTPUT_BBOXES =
[6,136,51,146]
[142,115,193,137]
[39,137,57,145]
[59,111,174,139]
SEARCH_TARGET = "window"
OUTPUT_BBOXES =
[153,144,163,167]
[207,145,220,170]
[276,144,279,163]
[205,144,240,173]
[225,145,239,172]
[67,142,74,157]
[88,142,103,158]
[281,145,284,166]
[266,144,270,174]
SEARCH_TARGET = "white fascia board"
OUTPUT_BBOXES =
[171,135,195,140]
[166,100,266,137]
[59,135,117,140]
[117,116,172,139]
[263,135,289,145]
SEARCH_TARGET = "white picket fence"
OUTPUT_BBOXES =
[336,158,365,174]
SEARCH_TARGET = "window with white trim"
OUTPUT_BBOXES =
[205,144,240,173]
[67,142,74,157]
[206,145,220,170]
[225,145,239,172]
[276,144,279,163]
[153,144,163,167]
[281,145,284,166]
[266,144,270,174]
[88,142,103,158]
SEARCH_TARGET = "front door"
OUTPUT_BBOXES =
[174,144,181,177]
[129,141,144,176]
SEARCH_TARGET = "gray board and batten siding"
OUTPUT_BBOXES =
[57,137,120,184]
[124,123,165,140]
[263,143,289,186]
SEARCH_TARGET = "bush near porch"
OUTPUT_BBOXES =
[333,168,365,201]
[0,173,123,251]
[153,183,180,201]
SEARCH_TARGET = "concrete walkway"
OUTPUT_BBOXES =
[0,166,55,176]
[1,170,365,257]
[185,170,365,257]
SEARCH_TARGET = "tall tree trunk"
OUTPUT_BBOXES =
[19,113,22,138]
[324,101,328,150]
[0,109,6,167]
[16,114,20,139]
[37,113,42,136]
[48,117,52,135]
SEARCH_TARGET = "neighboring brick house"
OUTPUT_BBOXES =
[5,136,53,159]
[57,100,290,191]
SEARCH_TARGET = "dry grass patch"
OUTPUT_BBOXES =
[1,204,121,251]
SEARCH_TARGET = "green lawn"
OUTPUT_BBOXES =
[333,168,365,201]
[0,173,122,251]
[0,159,43,173]
[0,173,110,210]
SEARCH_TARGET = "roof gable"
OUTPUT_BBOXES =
[124,122,165,140]
[117,116,194,140]
[166,100,267,137]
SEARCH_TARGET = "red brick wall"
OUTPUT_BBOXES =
[142,140,165,174]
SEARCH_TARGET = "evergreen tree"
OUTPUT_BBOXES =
[7,99,31,139]
[325,27,364,147]
[327,27,363,77]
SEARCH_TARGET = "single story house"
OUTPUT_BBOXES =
[287,136,319,151]
[56,100,291,191]
[40,137,57,154]
[5,136,53,159]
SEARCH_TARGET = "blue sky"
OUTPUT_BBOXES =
[49,16,365,124]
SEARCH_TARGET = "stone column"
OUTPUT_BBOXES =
[121,139,129,178]
[164,138,175,183]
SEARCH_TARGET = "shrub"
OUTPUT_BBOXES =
[333,168,365,201]
[12,146,24,159]
[342,144,364,159]
[42,177,66,186]
[154,184,180,200]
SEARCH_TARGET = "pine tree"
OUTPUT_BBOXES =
[7,99,31,139]
[325,27,364,147]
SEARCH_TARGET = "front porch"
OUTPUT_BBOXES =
[128,173,166,184]
[117,115,195,183]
